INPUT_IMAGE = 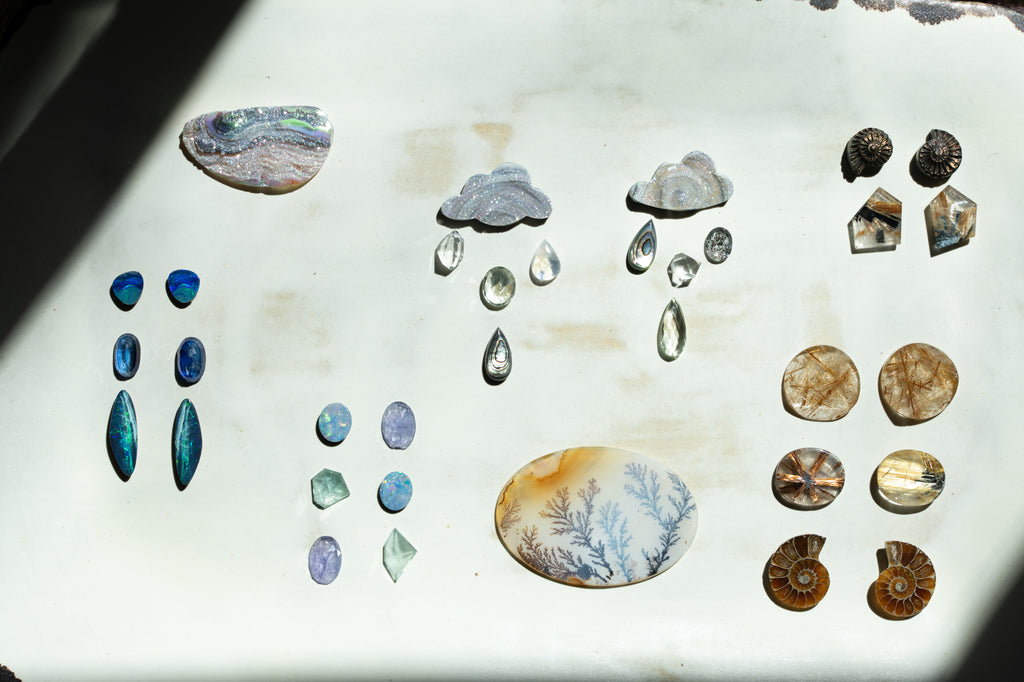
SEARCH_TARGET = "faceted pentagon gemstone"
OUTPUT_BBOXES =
[107,390,137,479]
[175,337,206,385]
[317,402,352,443]
[483,328,512,383]
[181,105,334,192]
[667,252,700,287]
[111,271,143,307]
[480,266,516,310]
[113,333,140,380]
[704,227,732,264]
[529,240,560,285]
[495,446,698,588]
[782,345,860,421]
[381,401,416,449]
[875,450,945,510]
[378,471,413,512]
[166,269,200,304]
[308,536,342,585]
[879,343,958,423]
[383,528,417,582]
[657,299,686,361]
[311,468,350,509]
[773,448,845,510]
[849,188,901,253]
[925,186,976,254]
[434,231,465,275]
[626,220,657,273]
[173,399,202,488]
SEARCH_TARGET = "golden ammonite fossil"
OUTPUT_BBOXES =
[766,534,830,610]
[845,127,893,177]
[914,129,961,182]
[873,541,936,619]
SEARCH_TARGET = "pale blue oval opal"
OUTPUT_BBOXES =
[173,399,202,488]
[381,401,415,449]
[176,337,206,385]
[113,333,140,380]
[111,271,143,307]
[107,390,137,479]
[378,471,413,512]
[308,536,342,585]
[318,403,352,443]
[167,269,200,304]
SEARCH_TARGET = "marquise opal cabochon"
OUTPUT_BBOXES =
[495,447,698,588]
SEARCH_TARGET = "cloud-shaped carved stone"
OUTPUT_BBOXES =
[441,163,552,227]
[629,152,733,212]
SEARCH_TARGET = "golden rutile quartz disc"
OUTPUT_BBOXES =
[781,345,860,421]
[774,448,845,510]
[878,343,958,423]
[876,450,945,509]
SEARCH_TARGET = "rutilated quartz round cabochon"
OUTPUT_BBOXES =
[495,447,697,588]
[773,448,845,510]
[782,345,860,421]
[875,450,945,509]
[878,343,958,423]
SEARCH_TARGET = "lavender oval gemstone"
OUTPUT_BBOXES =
[308,536,342,585]
[176,337,206,385]
[381,401,416,449]
[113,333,140,380]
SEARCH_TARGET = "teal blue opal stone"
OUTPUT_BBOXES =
[173,399,202,488]
[317,403,352,443]
[107,390,137,479]
[113,333,140,379]
[167,269,200,304]
[378,471,413,512]
[176,337,206,385]
[111,271,143,307]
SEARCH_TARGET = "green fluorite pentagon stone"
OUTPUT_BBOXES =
[311,468,350,509]
[107,390,137,479]
[173,399,203,488]
[383,528,417,582]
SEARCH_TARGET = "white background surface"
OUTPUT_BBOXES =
[2,1,1023,679]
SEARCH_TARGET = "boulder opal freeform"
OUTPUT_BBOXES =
[181,105,333,193]
[495,446,697,588]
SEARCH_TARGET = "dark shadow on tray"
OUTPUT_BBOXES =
[909,156,948,188]
[624,194,702,220]
[869,466,933,515]
[435,208,545,234]
[840,147,883,183]
[0,0,247,347]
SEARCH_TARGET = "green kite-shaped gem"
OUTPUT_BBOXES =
[311,468,350,509]
[383,528,417,582]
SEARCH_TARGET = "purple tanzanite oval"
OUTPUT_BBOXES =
[308,536,342,584]
[175,337,206,385]
[381,401,416,449]
[113,333,140,380]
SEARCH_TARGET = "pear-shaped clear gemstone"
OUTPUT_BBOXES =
[480,267,516,310]
[484,327,512,383]
[657,299,686,361]
[435,231,465,274]
[173,399,203,488]
[529,239,560,285]
[667,252,700,287]
[627,220,657,273]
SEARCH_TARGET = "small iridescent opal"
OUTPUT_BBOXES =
[113,333,140,380]
[496,447,697,588]
[317,403,352,443]
[173,399,202,488]
[175,337,206,385]
[180,105,333,192]
[111,271,143,308]
[441,163,552,226]
[381,401,416,450]
[308,536,342,585]
[107,390,137,479]
[378,471,413,512]
[167,269,200,304]
[383,528,417,582]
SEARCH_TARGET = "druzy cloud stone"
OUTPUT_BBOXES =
[381,401,416,449]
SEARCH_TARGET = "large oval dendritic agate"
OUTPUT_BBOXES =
[495,447,697,588]
[180,105,333,192]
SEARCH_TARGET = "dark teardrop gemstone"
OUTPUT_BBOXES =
[113,333,141,379]
[173,399,202,488]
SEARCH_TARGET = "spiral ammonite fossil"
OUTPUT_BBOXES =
[767,534,830,610]
[845,127,893,177]
[914,129,961,182]
[873,541,935,619]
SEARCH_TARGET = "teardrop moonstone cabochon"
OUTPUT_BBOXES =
[495,447,698,587]
[107,390,137,479]
[173,399,202,489]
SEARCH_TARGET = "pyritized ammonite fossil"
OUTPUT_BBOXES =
[767,534,830,610]
[873,541,936,619]
[914,129,961,182]
[845,127,893,177]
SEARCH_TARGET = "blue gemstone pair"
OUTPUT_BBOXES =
[113,335,205,385]
[111,269,200,308]
[107,393,203,488]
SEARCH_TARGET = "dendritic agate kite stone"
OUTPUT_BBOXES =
[495,446,697,588]
[180,105,333,192]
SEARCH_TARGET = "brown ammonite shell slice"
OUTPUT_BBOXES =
[773,448,845,510]
[782,345,860,422]
[767,534,830,610]
[873,541,935,619]
[878,343,958,423]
